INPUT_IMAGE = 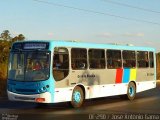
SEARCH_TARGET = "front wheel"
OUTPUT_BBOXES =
[71,86,84,108]
[127,82,136,101]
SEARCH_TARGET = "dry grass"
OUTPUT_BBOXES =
[0,79,7,97]
[0,63,7,97]
[0,63,7,80]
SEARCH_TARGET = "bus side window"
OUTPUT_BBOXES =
[123,50,136,68]
[71,48,87,70]
[137,51,149,68]
[107,50,122,69]
[89,49,105,69]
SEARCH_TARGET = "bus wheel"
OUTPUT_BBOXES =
[127,82,136,101]
[71,86,84,108]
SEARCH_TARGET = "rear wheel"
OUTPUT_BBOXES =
[71,86,84,108]
[127,82,136,101]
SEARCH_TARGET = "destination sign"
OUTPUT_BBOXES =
[12,42,49,50]
[23,43,47,49]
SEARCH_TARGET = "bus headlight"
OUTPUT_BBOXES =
[35,98,45,102]
[39,87,47,93]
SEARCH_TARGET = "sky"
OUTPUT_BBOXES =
[0,0,160,52]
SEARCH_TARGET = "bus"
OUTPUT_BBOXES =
[7,40,156,108]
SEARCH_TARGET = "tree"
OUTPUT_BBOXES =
[0,30,25,63]
[18,34,25,41]
[0,30,11,41]
[0,30,26,95]
[12,34,25,42]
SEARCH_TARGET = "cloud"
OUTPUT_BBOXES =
[97,32,145,38]
[47,32,54,37]
[146,41,153,45]
[122,32,144,37]
[11,31,20,36]
[97,32,113,38]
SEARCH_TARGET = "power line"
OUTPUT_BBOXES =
[32,0,160,26]
[99,0,160,14]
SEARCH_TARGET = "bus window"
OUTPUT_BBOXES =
[53,47,69,81]
[107,50,122,69]
[71,48,87,70]
[149,52,154,68]
[8,52,50,81]
[123,50,136,68]
[137,51,149,68]
[25,52,50,81]
[89,49,105,69]
[8,53,24,81]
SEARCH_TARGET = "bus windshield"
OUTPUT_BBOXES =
[8,51,50,81]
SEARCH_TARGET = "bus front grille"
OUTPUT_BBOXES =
[16,89,36,93]
[15,96,35,101]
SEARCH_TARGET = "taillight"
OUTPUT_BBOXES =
[35,98,45,102]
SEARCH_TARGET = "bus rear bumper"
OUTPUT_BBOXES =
[7,91,52,103]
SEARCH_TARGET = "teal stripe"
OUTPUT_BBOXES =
[123,69,130,83]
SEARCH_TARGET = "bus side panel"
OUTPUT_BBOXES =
[136,81,156,93]
[136,68,156,92]
[53,87,73,103]
[84,84,128,99]
[136,68,155,82]
[69,69,118,99]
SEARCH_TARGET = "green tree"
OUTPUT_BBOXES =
[0,30,11,41]
[0,30,25,80]
[12,34,25,42]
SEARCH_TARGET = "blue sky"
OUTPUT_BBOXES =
[0,0,160,52]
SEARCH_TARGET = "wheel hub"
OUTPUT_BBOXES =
[73,91,81,103]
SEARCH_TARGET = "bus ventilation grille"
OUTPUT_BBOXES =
[16,89,36,93]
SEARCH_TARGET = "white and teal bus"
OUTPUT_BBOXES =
[7,40,156,108]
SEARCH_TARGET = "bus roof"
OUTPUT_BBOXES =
[14,40,156,52]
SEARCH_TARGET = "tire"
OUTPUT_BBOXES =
[71,86,84,108]
[127,82,136,101]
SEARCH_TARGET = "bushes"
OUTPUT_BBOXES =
[0,79,7,97]
[0,63,8,80]
[0,63,7,97]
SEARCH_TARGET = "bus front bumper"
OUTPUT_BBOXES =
[7,91,52,103]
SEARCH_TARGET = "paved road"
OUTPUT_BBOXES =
[0,81,160,120]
